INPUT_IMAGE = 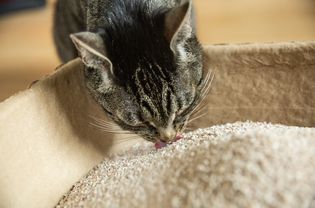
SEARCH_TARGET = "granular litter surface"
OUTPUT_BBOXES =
[56,122,315,208]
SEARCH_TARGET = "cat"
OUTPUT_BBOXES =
[53,0,212,144]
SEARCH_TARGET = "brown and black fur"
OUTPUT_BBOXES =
[53,0,211,143]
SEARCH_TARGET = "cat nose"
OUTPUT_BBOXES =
[159,128,176,143]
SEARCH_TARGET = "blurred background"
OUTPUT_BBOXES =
[0,0,315,102]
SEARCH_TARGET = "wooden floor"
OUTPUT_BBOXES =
[1,0,315,101]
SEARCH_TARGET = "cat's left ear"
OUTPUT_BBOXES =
[70,32,113,74]
[164,0,193,53]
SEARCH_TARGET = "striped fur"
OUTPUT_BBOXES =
[54,0,206,142]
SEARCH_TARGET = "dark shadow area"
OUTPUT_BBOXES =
[0,0,46,15]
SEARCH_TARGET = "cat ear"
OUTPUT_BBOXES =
[164,0,193,53]
[70,32,113,74]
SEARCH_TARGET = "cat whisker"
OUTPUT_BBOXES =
[88,115,121,128]
[113,133,140,141]
[116,136,139,141]
[88,115,131,133]
[89,122,124,131]
[88,115,117,125]
[190,71,215,115]
[183,123,197,132]
[187,111,208,124]
[190,110,208,124]
[191,102,209,117]
[201,71,215,98]
[114,137,140,145]
[89,122,135,135]
[94,122,120,129]
[200,69,213,94]
[188,107,208,125]
[183,127,193,131]
[187,70,213,117]
[92,124,123,131]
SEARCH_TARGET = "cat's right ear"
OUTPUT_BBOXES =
[70,32,113,74]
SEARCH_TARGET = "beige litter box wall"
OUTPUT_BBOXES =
[194,42,315,128]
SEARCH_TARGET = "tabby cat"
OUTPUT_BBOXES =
[53,0,212,144]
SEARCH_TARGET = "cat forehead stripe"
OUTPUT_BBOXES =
[134,65,176,124]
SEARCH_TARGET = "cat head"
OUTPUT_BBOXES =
[70,0,208,143]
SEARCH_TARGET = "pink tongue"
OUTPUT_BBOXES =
[155,141,167,149]
[155,134,183,149]
[175,134,183,141]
